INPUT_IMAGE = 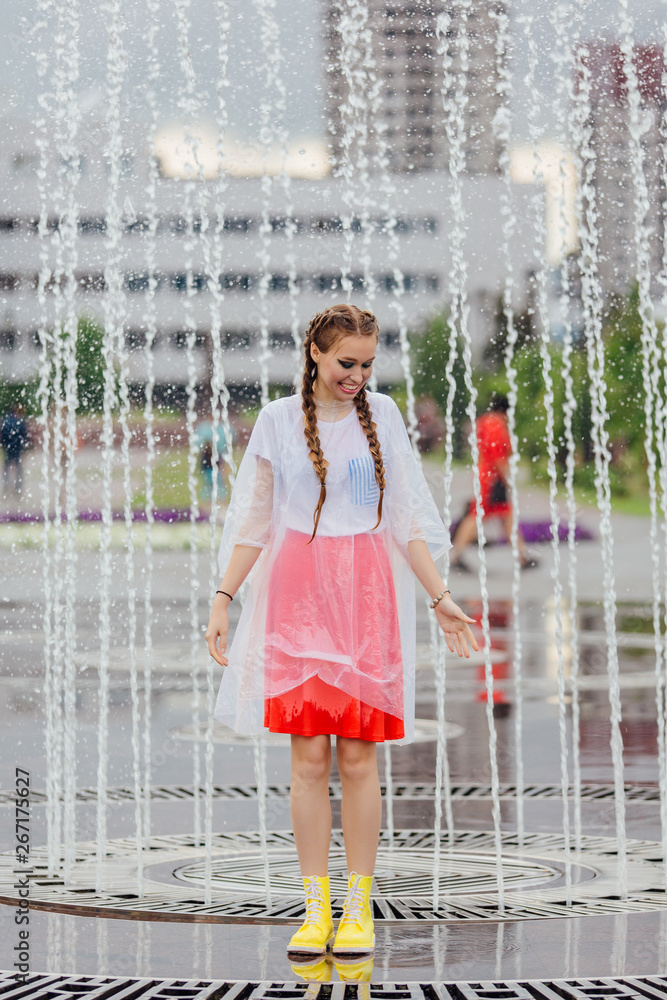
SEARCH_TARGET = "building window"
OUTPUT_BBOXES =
[0,330,16,350]
[222,330,251,349]
[270,330,294,350]
[125,216,149,234]
[170,272,207,292]
[269,274,290,293]
[171,330,206,350]
[44,273,66,293]
[12,153,38,174]
[126,271,150,293]
[313,273,343,292]
[0,273,19,291]
[314,216,343,232]
[78,272,106,293]
[221,273,255,292]
[125,329,147,351]
[224,217,253,233]
[79,216,107,234]
[167,216,188,234]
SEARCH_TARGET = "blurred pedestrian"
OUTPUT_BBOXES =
[1,404,29,496]
[450,394,537,571]
[415,396,446,454]
[195,415,231,501]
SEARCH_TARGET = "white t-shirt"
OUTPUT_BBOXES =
[214,391,450,740]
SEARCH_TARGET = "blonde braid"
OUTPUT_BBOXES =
[302,315,330,543]
[354,385,386,530]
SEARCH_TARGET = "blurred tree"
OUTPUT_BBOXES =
[0,380,39,416]
[410,312,468,457]
[46,316,112,414]
[75,316,107,413]
[483,296,537,371]
[603,287,649,457]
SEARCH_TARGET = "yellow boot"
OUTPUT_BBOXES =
[290,955,333,982]
[332,872,375,956]
[287,875,334,957]
[334,955,374,982]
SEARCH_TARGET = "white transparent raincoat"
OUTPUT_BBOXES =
[214,392,450,743]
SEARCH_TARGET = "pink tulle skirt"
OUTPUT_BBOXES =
[263,528,404,741]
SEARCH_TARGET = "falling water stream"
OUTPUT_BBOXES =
[97,0,127,893]
[141,0,162,865]
[658,10,667,888]
[438,0,505,910]
[552,2,585,852]
[618,0,667,893]
[202,0,234,909]
[573,32,628,896]
[35,0,58,880]
[524,9,573,901]
[492,0,526,847]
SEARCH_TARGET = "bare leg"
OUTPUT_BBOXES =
[290,734,332,875]
[336,737,381,875]
[451,511,478,562]
[502,512,529,563]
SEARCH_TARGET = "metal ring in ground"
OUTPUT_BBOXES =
[0,973,664,999]
[2,972,667,999]
[0,828,665,923]
[0,780,659,808]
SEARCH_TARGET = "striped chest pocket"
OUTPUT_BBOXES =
[349,455,381,506]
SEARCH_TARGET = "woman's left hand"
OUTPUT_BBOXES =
[434,596,479,658]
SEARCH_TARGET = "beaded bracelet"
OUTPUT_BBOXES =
[216,590,234,601]
[429,589,450,610]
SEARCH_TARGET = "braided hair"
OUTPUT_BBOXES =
[301,304,386,543]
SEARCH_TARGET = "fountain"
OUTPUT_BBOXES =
[3,0,667,988]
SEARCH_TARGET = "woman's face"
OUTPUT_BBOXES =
[310,333,377,403]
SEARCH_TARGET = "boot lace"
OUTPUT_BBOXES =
[340,878,365,926]
[303,876,325,924]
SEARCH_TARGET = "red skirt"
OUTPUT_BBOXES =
[263,529,404,742]
[468,495,512,519]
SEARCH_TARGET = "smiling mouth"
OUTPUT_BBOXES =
[338,381,360,392]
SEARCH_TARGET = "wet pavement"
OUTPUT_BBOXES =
[1,452,665,983]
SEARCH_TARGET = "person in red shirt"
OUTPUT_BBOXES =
[450,394,537,571]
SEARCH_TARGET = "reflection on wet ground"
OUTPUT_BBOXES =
[1,557,666,981]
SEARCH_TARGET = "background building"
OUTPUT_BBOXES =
[0,115,540,401]
[325,0,505,175]
[580,42,667,297]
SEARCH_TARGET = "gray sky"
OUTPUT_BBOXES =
[1,0,666,144]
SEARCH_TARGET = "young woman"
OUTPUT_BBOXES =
[205,304,477,961]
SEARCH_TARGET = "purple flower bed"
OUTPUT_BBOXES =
[1,509,595,541]
[0,508,212,525]
[449,518,594,544]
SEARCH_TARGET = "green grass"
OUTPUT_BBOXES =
[132,447,196,510]
[575,476,651,517]
[0,521,219,551]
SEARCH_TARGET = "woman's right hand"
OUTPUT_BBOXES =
[205,595,231,666]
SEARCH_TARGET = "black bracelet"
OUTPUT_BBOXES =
[216,590,234,601]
